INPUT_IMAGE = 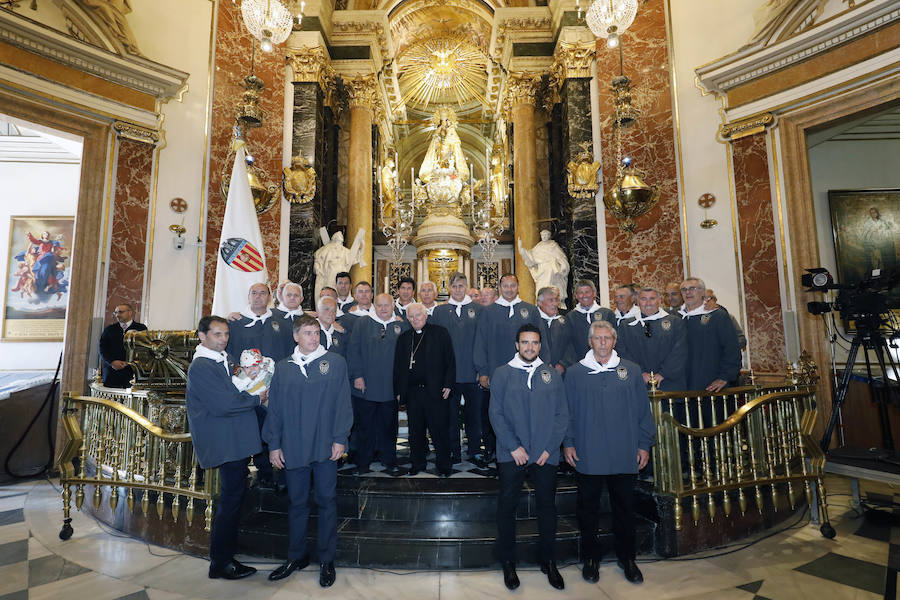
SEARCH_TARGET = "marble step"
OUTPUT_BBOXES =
[237,512,656,569]
[251,474,612,521]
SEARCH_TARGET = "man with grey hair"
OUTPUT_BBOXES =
[418,281,439,315]
[536,286,574,374]
[612,284,640,326]
[316,296,348,358]
[679,277,740,392]
[273,281,306,357]
[616,286,686,391]
[433,272,484,463]
[565,319,654,585]
[393,303,455,476]
[567,279,615,358]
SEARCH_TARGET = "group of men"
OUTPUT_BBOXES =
[104,269,742,591]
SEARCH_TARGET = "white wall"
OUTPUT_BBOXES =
[0,161,82,370]
[667,0,759,323]
[131,0,216,330]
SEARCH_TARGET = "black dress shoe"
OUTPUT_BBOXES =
[541,561,565,590]
[268,557,309,581]
[617,559,644,583]
[582,558,600,582]
[382,466,406,477]
[352,466,371,475]
[501,561,519,590]
[209,560,257,580]
[437,470,452,478]
[319,562,336,587]
[406,469,421,476]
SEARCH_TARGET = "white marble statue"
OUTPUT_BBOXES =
[517,230,570,303]
[314,227,366,299]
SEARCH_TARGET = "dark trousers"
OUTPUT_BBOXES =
[496,461,557,563]
[576,472,637,562]
[479,386,496,456]
[351,396,397,469]
[448,382,482,459]
[209,459,248,569]
[405,385,450,473]
[285,460,338,563]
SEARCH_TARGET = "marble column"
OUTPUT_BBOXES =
[555,42,599,299]
[346,74,378,284]
[287,47,338,307]
[506,73,542,302]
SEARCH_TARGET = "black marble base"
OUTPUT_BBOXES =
[236,473,656,568]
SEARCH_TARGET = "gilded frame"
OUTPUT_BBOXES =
[2,215,75,341]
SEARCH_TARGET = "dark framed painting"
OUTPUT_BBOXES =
[828,189,900,316]
[2,216,74,341]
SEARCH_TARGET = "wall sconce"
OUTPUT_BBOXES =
[699,193,718,229]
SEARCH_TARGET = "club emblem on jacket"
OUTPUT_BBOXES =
[319,360,329,375]
[617,366,629,380]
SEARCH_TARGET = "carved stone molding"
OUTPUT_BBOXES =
[332,20,390,61]
[112,120,160,144]
[720,112,774,140]
[493,16,552,58]
[550,41,595,88]
[503,72,543,112]
[287,46,337,105]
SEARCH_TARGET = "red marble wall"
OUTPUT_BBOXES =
[106,137,153,320]
[732,133,786,373]
[202,2,285,314]
[595,0,683,297]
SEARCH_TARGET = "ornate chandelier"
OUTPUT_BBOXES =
[585,0,638,48]
[238,0,304,52]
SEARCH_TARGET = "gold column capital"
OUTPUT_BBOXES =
[503,72,543,113]
[346,73,381,112]
[287,46,337,106]
[551,41,595,85]
[720,112,775,140]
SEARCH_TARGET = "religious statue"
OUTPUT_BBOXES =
[313,228,366,299]
[517,230,570,304]
[489,147,506,218]
[77,0,143,56]
[417,106,468,183]
[380,156,398,221]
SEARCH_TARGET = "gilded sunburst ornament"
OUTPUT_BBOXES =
[399,34,488,109]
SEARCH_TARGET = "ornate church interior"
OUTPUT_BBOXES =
[0,0,899,598]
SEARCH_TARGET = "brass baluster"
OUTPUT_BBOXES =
[707,394,720,522]
[109,412,121,511]
[93,409,106,510]
[156,440,166,520]
[760,403,779,512]
[697,396,713,524]
[791,396,813,505]
[140,431,150,517]
[734,423,747,515]
[745,411,764,514]
[172,444,183,523]
[75,404,90,510]
[685,396,700,525]
[204,467,215,532]
[186,452,198,526]
[776,399,796,509]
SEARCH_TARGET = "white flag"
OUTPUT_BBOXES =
[211,146,267,316]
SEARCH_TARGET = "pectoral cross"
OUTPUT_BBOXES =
[409,355,415,369]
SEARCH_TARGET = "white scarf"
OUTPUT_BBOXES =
[539,308,561,325]
[574,302,604,323]
[614,304,641,324]
[679,303,714,319]
[423,304,436,316]
[320,322,335,348]
[193,344,230,375]
[395,299,413,314]
[277,305,304,319]
[579,349,621,374]
[240,306,272,327]
[495,295,523,318]
[447,295,473,316]
[507,354,545,389]
[369,312,399,328]
[628,309,670,326]
[289,345,328,378]
[337,296,354,309]
[348,305,372,317]
[336,306,345,318]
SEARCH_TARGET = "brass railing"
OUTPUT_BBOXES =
[57,394,216,539]
[650,384,831,534]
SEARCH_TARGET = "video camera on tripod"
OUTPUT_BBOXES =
[802,267,899,453]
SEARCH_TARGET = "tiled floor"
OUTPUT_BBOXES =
[0,475,895,599]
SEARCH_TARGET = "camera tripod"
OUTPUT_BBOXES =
[821,314,900,454]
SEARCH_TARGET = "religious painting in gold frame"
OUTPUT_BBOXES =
[3,216,74,341]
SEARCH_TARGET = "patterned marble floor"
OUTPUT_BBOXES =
[0,475,894,600]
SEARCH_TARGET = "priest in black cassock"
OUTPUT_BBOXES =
[393,303,456,476]
[263,315,352,587]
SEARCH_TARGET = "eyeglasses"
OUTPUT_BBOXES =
[643,321,652,338]
[680,286,700,293]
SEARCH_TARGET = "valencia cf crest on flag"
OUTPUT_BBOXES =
[220,238,264,272]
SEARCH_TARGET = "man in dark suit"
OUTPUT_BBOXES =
[98,303,147,388]
[393,303,456,477]
[536,286,575,373]
[186,315,263,580]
